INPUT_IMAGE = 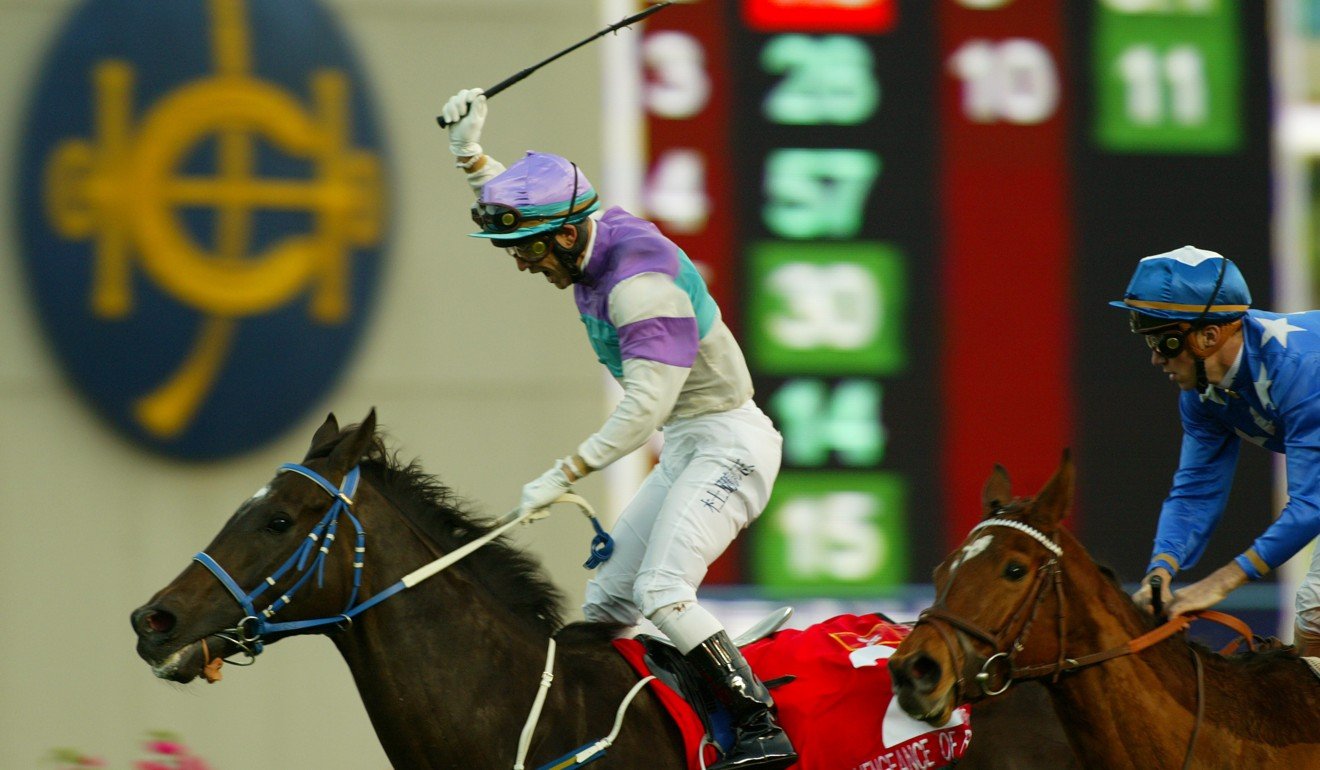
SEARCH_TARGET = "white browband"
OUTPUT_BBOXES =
[968,518,1063,558]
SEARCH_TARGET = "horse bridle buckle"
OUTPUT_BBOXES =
[976,651,1014,696]
[238,615,262,643]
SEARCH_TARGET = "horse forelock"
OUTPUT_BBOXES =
[307,426,566,636]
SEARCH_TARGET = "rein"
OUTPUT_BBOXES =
[916,515,1258,770]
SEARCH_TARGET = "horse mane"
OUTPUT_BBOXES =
[1091,540,1300,669]
[309,429,567,636]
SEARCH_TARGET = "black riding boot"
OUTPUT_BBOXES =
[685,631,798,770]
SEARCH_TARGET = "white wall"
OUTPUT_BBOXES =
[0,1,621,766]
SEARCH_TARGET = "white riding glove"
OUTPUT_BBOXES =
[441,87,486,158]
[520,458,574,515]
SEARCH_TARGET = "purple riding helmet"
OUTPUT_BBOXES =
[468,152,600,283]
[470,151,600,242]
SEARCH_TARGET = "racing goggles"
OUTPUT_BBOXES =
[1143,329,1187,358]
[1129,311,1188,358]
[472,201,589,237]
[471,202,526,235]
[499,235,553,263]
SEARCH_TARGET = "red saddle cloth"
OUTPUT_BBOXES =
[613,612,972,770]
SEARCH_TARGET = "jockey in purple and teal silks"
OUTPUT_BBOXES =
[440,88,796,770]
[1114,245,1320,657]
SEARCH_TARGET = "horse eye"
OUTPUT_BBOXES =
[265,514,294,534]
[1004,562,1028,581]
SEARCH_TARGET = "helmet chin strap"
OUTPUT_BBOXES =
[1189,256,1232,392]
[1194,357,1211,392]
[551,222,588,284]
[551,162,587,284]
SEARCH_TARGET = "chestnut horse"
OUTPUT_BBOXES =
[132,411,1075,769]
[889,452,1320,769]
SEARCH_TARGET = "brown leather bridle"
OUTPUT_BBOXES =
[916,512,1067,700]
[913,511,1257,770]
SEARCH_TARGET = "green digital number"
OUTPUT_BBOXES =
[770,378,885,467]
[762,34,879,125]
[751,472,907,594]
[763,149,880,239]
[747,241,906,375]
[1094,0,1241,153]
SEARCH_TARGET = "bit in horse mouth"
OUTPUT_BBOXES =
[898,691,952,726]
[150,635,233,682]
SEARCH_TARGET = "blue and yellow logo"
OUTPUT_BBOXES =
[17,0,389,459]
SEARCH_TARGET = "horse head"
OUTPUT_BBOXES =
[889,450,1075,726]
[131,410,378,682]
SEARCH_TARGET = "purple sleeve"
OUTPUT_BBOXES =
[617,317,699,368]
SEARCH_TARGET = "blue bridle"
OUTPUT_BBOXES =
[193,461,613,665]
[193,463,403,658]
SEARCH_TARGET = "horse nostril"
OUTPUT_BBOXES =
[889,658,915,690]
[132,606,176,636]
[909,652,942,693]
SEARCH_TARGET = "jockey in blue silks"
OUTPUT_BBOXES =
[1113,245,1320,656]
[440,88,796,770]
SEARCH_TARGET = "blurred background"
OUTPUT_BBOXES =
[2,0,1317,766]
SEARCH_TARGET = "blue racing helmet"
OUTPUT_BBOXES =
[469,151,600,241]
[1109,245,1250,332]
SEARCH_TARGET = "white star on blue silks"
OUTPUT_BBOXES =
[1254,362,1275,410]
[1258,316,1305,349]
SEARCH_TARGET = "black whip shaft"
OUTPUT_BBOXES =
[436,2,673,128]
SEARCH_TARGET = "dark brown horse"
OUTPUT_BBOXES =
[132,411,1074,769]
[889,452,1320,769]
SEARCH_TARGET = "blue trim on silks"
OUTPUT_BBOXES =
[583,516,614,569]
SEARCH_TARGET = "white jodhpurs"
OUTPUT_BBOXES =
[583,401,782,625]
[1293,541,1320,636]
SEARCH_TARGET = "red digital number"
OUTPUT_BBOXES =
[742,0,896,34]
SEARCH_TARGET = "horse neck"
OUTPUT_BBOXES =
[315,486,683,769]
[1039,533,1200,768]
[329,500,560,768]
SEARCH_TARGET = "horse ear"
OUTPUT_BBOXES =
[326,408,377,477]
[306,413,341,459]
[1032,448,1074,525]
[982,464,1012,517]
